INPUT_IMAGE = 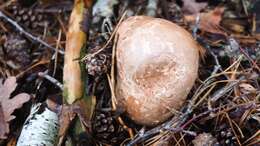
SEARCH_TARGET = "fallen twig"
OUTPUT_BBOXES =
[38,72,63,90]
[126,101,255,146]
[0,11,64,55]
[192,14,200,40]
[17,103,59,146]
[208,48,223,75]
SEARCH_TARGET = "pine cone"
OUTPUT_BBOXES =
[85,52,111,76]
[162,0,183,22]
[192,133,220,146]
[92,111,116,140]
[214,124,238,146]
[92,110,128,144]
[3,33,31,69]
[7,4,49,30]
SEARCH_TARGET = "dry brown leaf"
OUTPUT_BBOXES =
[0,104,7,139]
[58,96,96,137]
[58,105,76,137]
[0,77,30,139]
[185,7,226,35]
[182,0,207,15]
[74,96,96,130]
[239,83,257,94]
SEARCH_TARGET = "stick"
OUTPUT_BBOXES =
[17,103,59,146]
[38,72,63,90]
[126,102,254,146]
[0,11,64,55]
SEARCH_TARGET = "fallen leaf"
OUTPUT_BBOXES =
[239,83,257,94]
[182,0,207,15]
[185,7,226,35]
[0,77,30,139]
[0,104,7,139]
[74,96,96,131]
[0,77,17,100]
[58,96,96,137]
[58,105,76,137]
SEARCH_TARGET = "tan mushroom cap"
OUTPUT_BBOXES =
[115,16,200,126]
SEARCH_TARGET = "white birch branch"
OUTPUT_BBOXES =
[17,103,59,146]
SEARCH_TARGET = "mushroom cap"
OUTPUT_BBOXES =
[115,16,200,126]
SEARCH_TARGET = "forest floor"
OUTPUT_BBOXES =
[0,0,259,146]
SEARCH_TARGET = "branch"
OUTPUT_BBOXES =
[0,11,64,55]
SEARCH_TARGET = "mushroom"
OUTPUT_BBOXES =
[115,16,200,126]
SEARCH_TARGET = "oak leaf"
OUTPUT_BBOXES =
[0,77,30,139]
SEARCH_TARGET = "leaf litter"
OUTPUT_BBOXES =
[0,0,259,145]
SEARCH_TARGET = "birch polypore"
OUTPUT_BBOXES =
[115,16,200,126]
